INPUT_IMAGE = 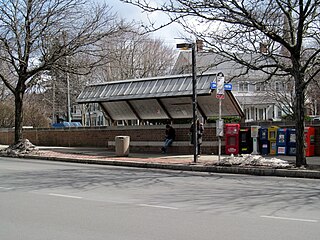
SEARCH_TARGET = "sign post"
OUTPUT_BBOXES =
[216,72,225,162]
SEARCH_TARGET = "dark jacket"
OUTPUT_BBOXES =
[190,123,204,144]
[166,126,176,140]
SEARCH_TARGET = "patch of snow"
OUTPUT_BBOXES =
[217,154,290,168]
[0,139,38,156]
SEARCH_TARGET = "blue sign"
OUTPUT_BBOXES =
[210,82,232,90]
[224,83,232,90]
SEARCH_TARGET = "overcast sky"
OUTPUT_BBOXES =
[107,0,186,47]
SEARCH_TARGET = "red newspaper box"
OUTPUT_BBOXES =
[305,127,315,157]
[225,123,240,155]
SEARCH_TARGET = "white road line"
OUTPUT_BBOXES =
[261,215,318,223]
[49,193,83,199]
[138,204,178,210]
[0,186,13,190]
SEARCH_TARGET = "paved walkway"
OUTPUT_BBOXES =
[1,145,320,179]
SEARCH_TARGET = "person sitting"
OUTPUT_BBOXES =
[161,124,175,153]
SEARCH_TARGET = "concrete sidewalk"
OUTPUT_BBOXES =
[1,145,320,179]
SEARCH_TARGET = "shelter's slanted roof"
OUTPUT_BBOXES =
[77,74,216,102]
[77,73,244,121]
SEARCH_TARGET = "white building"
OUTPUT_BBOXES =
[171,51,291,122]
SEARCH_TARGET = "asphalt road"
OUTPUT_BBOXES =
[0,157,320,240]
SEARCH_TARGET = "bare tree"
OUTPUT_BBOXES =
[306,76,320,116]
[76,26,175,126]
[0,99,15,128]
[0,0,122,147]
[23,95,52,128]
[89,26,175,82]
[122,0,320,167]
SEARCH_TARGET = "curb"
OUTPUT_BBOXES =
[10,154,320,179]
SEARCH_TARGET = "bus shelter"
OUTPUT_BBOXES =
[76,73,244,122]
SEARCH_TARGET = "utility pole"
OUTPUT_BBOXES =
[67,59,71,123]
[63,31,72,123]
[177,42,198,163]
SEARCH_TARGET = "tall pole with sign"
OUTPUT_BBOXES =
[216,72,225,162]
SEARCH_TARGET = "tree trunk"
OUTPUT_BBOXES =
[14,91,24,145]
[294,80,307,167]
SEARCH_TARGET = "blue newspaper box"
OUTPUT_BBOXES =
[259,127,269,155]
[276,128,288,155]
[287,128,296,156]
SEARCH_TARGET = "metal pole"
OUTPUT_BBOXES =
[191,43,198,163]
[67,69,71,123]
[218,97,222,162]
[63,31,72,123]
[52,78,55,124]
[216,72,224,162]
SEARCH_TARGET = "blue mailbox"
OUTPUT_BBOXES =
[287,128,296,156]
[276,128,288,155]
[259,127,269,155]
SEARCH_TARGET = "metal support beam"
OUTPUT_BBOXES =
[99,103,114,122]
[156,98,173,120]
[126,100,142,121]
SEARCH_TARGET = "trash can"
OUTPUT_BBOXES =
[115,136,130,157]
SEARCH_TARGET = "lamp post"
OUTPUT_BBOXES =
[177,42,198,163]
[67,68,71,123]
[62,31,72,123]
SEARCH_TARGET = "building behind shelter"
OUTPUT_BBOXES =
[171,51,293,122]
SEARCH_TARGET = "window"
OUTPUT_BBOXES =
[72,105,77,114]
[259,109,264,120]
[277,108,282,118]
[275,81,284,91]
[239,82,249,92]
[256,82,266,92]
[245,108,250,120]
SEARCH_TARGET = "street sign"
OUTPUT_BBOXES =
[216,74,225,99]
[224,83,232,90]
[210,82,232,90]
[210,82,216,89]
[216,119,224,137]
[216,94,225,99]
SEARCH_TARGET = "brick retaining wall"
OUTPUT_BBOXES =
[1,124,320,155]
[0,124,221,155]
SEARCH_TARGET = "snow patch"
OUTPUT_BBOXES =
[217,154,290,168]
[0,139,38,156]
